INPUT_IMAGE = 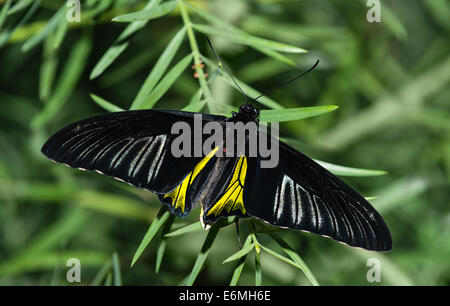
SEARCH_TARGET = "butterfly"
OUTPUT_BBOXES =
[41,36,391,251]
[41,101,392,252]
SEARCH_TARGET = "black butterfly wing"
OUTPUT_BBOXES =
[41,109,226,217]
[199,156,249,224]
[243,141,392,252]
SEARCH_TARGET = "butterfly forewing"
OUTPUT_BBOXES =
[41,110,226,198]
[242,140,392,252]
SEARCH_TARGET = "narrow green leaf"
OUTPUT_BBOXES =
[155,238,168,275]
[260,243,312,276]
[104,272,112,286]
[155,214,174,274]
[254,227,282,234]
[89,0,162,79]
[0,0,41,48]
[381,4,408,40]
[424,0,450,31]
[101,44,160,87]
[90,94,125,112]
[49,257,62,286]
[0,250,108,277]
[184,1,237,32]
[253,46,296,66]
[314,160,387,177]
[140,53,193,109]
[251,235,261,254]
[7,0,33,16]
[165,221,203,238]
[223,216,238,226]
[371,177,429,213]
[185,2,306,58]
[268,232,319,286]
[32,34,92,128]
[240,58,291,83]
[229,235,252,286]
[182,88,204,112]
[0,209,92,277]
[206,66,223,84]
[52,16,69,50]
[131,27,186,110]
[16,208,89,257]
[76,191,154,222]
[259,105,339,122]
[112,252,122,286]
[91,259,113,286]
[21,5,66,52]
[83,0,113,20]
[223,243,255,264]
[112,1,178,22]
[0,0,13,32]
[185,224,220,286]
[131,208,170,267]
[90,43,129,80]
[254,249,262,286]
[193,23,307,54]
[39,33,58,102]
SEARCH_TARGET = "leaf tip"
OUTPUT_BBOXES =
[130,257,137,268]
[373,170,388,176]
[89,68,102,80]
[330,105,339,110]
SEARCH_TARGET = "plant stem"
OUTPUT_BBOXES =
[179,0,216,113]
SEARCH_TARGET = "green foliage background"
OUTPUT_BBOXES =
[0,0,449,285]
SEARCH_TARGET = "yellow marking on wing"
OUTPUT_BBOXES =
[164,147,219,212]
[207,155,247,217]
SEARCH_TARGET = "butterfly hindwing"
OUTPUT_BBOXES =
[242,140,392,252]
[158,146,220,217]
[199,155,249,223]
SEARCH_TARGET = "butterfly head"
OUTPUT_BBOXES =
[237,104,259,121]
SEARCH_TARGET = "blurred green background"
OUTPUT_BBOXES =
[0,0,449,286]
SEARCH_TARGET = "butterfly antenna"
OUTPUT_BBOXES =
[254,59,320,101]
[206,37,249,104]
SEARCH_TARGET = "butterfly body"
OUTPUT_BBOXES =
[41,104,392,251]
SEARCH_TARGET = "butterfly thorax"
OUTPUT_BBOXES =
[231,104,259,123]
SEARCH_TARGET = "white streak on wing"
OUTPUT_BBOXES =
[273,185,279,216]
[90,137,128,167]
[59,126,102,152]
[110,138,136,170]
[128,136,153,178]
[276,175,291,221]
[153,136,167,179]
[147,135,166,184]
[71,126,123,165]
[132,136,160,180]
[286,177,296,224]
[295,184,309,227]
[313,195,325,231]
